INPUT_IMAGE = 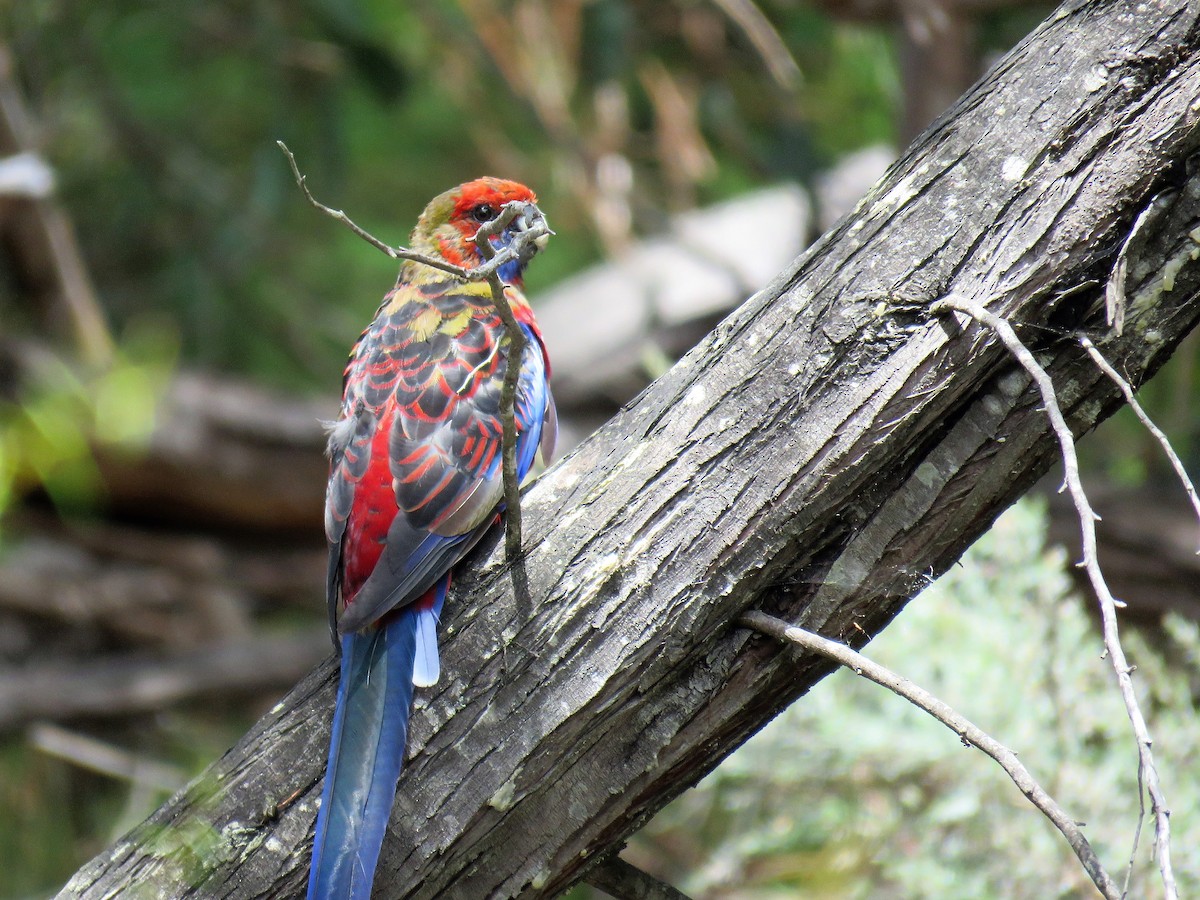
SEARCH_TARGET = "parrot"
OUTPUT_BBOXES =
[307,178,556,900]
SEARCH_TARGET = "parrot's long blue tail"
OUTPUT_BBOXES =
[307,609,418,899]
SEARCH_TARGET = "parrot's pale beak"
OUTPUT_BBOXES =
[510,201,552,261]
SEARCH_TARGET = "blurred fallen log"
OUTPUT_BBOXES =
[0,509,325,653]
[28,722,186,791]
[0,627,330,731]
[0,337,330,533]
[95,371,330,533]
[0,521,247,647]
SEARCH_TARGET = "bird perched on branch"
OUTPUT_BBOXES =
[308,178,556,900]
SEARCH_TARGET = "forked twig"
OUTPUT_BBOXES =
[740,610,1122,900]
[931,294,1176,900]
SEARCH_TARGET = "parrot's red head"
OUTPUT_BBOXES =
[411,177,548,283]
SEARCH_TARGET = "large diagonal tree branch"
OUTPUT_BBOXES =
[63,1,1200,897]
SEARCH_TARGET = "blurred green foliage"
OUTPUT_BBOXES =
[4,0,901,390]
[0,324,175,523]
[0,707,256,899]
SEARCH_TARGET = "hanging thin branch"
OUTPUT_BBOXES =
[931,294,1177,900]
[471,206,533,569]
[1078,334,1200,539]
[277,141,465,279]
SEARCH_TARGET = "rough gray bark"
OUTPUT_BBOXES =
[62,1,1200,897]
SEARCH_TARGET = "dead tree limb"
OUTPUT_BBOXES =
[62,1,1200,897]
[0,46,112,365]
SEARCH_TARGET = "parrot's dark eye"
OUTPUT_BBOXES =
[471,203,498,223]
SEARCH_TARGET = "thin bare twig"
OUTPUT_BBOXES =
[931,294,1176,900]
[471,205,530,568]
[586,855,695,900]
[277,142,467,280]
[740,610,1121,900]
[1079,334,1200,542]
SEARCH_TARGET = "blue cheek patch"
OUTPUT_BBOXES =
[487,233,528,284]
[496,256,523,283]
